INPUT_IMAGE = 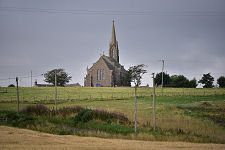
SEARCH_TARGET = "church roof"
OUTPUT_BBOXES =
[102,55,125,71]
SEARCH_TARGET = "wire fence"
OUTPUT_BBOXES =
[0,87,224,104]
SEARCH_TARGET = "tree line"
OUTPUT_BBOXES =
[155,72,225,88]
[7,68,225,88]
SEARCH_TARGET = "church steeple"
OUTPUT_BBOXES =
[110,20,117,45]
[109,20,119,62]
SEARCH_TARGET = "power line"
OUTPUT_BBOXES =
[0,6,225,16]
[0,74,43,81]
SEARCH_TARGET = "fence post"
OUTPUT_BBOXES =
[16,77,19,114]
[152,73,156,131]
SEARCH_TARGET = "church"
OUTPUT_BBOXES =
[84,21,127,87]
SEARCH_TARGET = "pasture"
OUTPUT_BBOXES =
[0,87,225,143]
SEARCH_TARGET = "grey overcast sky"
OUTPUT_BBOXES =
[0,0,225,87]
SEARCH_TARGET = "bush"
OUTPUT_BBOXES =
[74,108,129,125]
[21,104,49,116]
[92,109,128,124]
[6,112,36,127]
[74,109,93,124]
[8,84,15,87]
[57,106,84,117]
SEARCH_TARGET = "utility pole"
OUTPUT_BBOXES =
[161,60,164,96]
[152,73,156,131]
[54,70,57,111]
[134,85,137,136]
[31,70,32,87]
[16,77,19,114]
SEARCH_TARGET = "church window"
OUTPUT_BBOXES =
[102,70,104,80]
[100,70,102,80]
[97,70,99,80]
[112,49,114,57]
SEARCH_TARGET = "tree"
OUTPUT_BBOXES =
[217,76,225,88]
[128,64,147,136]
[122,70,132,87]
[169,75,189,88]
[155,72,170,87]
[199,73,214,88]
[189,78,198,88]
[44,68,72,86]
[8,84,15,87]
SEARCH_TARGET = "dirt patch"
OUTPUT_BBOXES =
[199,102,212,107]
[0,126,225,150]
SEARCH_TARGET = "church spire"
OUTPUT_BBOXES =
[110,20,116,45]
[109,20,119,62]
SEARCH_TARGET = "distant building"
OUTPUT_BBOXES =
[64,83,81,87]
[34,80,54,87]
[84,21,127,87]
[34,80,81,87]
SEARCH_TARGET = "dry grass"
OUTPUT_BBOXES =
[0,126,225,150]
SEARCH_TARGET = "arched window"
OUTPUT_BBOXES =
[97,70,99,80]
[102,69,104,80]
[112,49,114,57]
[100,70,102,80]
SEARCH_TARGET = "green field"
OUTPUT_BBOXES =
[0,87,225,143]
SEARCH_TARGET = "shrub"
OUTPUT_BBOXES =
[6,112,36,127]
[21,104,49,116]
[92,109,129,124]
[58,106,84,115]
[74,108,129,125]
[49,106,85,117]
[74,109,93,124]
[8,84,15,87]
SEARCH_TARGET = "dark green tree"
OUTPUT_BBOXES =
[169,75,189,88]
[44,68,72,86]
[189,78,198,88]
[155,72,170,87]
[198,73,214,88]
[8,84,15,87]
[128,64,147,136]
[217,76,225,88]
[122,70,132,87]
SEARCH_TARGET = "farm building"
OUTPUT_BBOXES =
[84,21,127,87]
[34,80,81,87]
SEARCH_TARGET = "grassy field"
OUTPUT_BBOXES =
[0,87,225,143]
[1,126,225,150]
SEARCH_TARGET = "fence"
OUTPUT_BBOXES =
[0,88,224,104]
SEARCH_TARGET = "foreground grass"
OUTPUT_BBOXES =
[2,126,225,150]
[0,87,225,143]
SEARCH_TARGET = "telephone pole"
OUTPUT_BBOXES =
[54,70,57,111]
[161,60,164,96]
[31,70,32,87]
[152,73,156,131]
[16,77,19,114]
